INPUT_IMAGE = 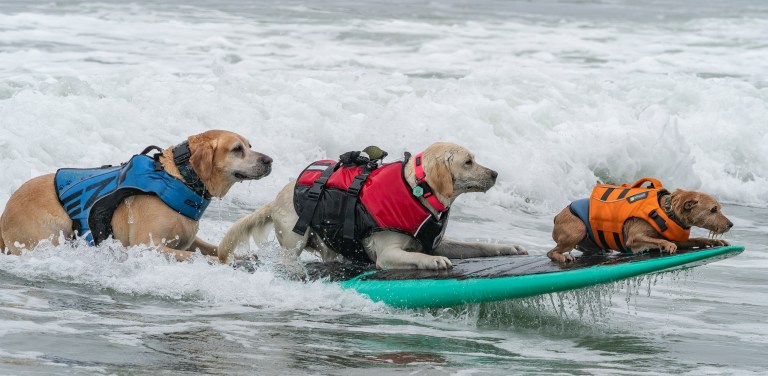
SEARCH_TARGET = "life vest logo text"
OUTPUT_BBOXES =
[626,191,649,203]
[184,199,202,209]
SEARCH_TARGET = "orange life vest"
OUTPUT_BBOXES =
[585,178,690,252]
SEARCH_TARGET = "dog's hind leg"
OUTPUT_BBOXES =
[547,207,586,262]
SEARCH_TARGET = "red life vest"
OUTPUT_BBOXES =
[292,156,449,263]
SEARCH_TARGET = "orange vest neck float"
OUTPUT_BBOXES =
[569,178,690,252]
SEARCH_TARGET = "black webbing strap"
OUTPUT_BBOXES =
[292,163,338,235]
[172,141,192,165]
[648,209,669,232]
[141,145,163,156]
[149,141,209,198]
[342,167,374,240]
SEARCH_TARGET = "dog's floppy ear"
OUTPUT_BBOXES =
[674,189,699,211]
[188,135,218,181]
[425,157,454,198]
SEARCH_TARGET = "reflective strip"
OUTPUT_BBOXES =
[597,230,609,249]
[65,201,79,212]
[616,188,631,200]
[613,232,627,253]
[60,190,81,206]
[600,187,615,201]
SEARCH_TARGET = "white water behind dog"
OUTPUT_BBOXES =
[1,0,767,374]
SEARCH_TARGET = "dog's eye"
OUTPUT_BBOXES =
[231,145,244,155]
[710,207,718,214]
[465,159,473,166]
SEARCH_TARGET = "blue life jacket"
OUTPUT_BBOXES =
[54,152,211,245]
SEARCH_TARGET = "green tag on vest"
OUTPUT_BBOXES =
[412,186,424,197]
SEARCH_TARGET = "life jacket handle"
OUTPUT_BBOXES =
[624,177,664,189]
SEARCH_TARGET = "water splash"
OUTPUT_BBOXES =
[413,268,699,334]
[125,196,135,224]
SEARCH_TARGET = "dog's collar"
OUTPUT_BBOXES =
[173,141,211,199]
[148,141,211,199]
[662,194,690,230]
[411,152,448,213]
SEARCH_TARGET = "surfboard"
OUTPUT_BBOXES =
[303,246,744,308]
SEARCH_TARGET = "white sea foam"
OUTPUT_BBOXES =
[0,241,379,312]
[1,4,767,210]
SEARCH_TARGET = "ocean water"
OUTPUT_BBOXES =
[1,0,766,374]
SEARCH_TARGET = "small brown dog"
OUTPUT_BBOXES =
[547,179,733,263]
[0,130,272,261]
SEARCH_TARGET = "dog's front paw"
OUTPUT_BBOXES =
[696,238,730,248]
[231,256,262,273]
[662,242,677,254]
[418,255,453,270]
[547,251,575,263]
[499,245,528,256]
[708,238,730,247]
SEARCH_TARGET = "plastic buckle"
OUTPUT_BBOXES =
[307,184,323,201]
[649,210,668,231]
[348,175,367,196]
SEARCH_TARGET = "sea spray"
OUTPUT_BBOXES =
[412,268,699,333]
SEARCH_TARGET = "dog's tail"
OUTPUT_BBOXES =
[218,202,274,263]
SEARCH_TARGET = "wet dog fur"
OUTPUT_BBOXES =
[0,130,272,261]
[547,189,734,262]
[218,142,528,270]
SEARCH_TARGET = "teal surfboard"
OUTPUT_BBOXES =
[305,246,744,309]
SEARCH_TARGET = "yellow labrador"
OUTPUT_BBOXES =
[218,142,527,270]
[0,130,272,261]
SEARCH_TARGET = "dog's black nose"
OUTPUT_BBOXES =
[259,155,273,165]
[490,170,498,180]
[727,221,733,229]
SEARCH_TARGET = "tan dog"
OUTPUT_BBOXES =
[0,130,272,261]
[547,189,733,262]
[217,142,528,270]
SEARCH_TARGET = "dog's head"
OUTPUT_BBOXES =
[421,142,498,200]
[187,130,272,197]
[670,189,733,234]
